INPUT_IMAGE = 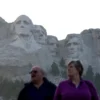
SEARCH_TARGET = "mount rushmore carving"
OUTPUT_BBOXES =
[0,15,99,81]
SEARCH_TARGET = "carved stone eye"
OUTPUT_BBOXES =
[16,20,21,24]
[20,34,29,37]
[23,20,29,25]
[73,42,78,45]
[50,43,54,45]
[98,36,100,39]
[40,34,43,37]
[67,43,71,47]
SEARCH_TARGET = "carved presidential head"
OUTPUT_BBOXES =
[33,25,47,45]
[92,29,100,56]
[65,34,83,58]
[11,15,34,37]
[47,35,58,56]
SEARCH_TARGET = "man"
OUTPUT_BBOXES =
[17,65,56,100]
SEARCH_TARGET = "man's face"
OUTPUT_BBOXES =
[66,37,81,58]
[14,15,32,36]
[48,37,58,56]
[30,67,43,83]
[35,32,47,45]
[33,26,47,45]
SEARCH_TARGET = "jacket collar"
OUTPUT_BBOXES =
[67,78,84,85]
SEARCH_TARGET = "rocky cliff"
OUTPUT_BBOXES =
[0,15,100,100]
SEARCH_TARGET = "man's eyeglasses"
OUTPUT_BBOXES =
[30,70,38,74]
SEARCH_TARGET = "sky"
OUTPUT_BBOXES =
[0,0,100,40]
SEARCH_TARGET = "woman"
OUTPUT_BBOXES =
[53,60,99,100]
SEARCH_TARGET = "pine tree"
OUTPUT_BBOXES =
[94,73,100,94]
[59,57,65,68]
[51,62,60,76]
[84,65,94,82]
[61,69,66,79]
[0,76,24,100]
[59,58,67,78]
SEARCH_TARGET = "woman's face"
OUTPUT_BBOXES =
[67,63,79,77]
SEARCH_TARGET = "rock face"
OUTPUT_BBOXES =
[1,15,100,100]
[10,15,41,53]
[33,25,47,46]
[0,15,54,80]
[0,15,100,82]
[60,34,92,74]
[47,35,59,57]
[81,29,100,73]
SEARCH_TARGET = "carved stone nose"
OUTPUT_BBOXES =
[21,26,24,28]
[69,46,74,50]
[40,34,43,37]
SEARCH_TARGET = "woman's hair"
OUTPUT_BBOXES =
[68,60,84,76]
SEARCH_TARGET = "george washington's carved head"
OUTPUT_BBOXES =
[11,15,34,37]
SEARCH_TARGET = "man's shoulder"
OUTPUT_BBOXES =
[19,82,33,94]
[48,81,57,88]
[22,82,32,90]
[44,78,57,88]
[84,80,95,88]
[24,82,32,86]
[46,80,56,87]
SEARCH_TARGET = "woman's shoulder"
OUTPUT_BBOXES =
[83,79,95,88]
[83,79,93,84]
[58,79,69,86]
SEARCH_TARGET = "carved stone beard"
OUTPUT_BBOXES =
[50,52,57,57]
[37,38,47,46]
[10,32,41,53]
[19,34,32,49]
[68,52,79,59]
[34,34,47,46]
[66,45,81,59]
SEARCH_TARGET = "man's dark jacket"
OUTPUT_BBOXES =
[17,77,56,100]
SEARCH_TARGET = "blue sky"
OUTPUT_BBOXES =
[0,0,100,40]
